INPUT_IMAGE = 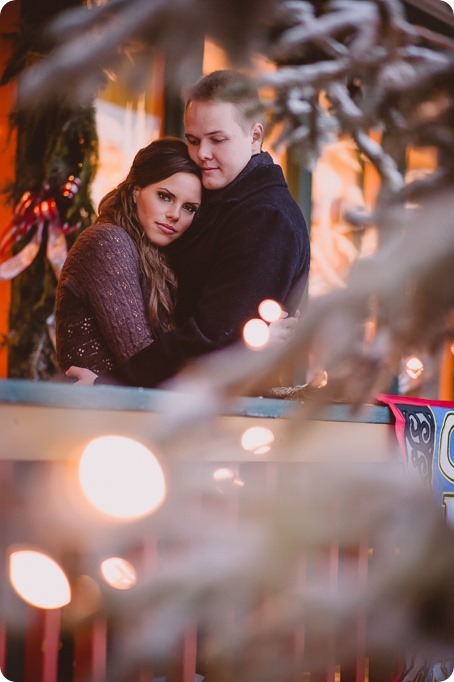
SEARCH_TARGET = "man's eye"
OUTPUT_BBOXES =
[158,192,171,201]
[212,138,225,143]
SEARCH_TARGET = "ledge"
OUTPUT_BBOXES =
[0,378,392,424]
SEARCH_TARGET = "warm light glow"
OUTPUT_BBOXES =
[450,341,454,356]
[241,426,275,455]
[243,318,270,349]
[79,435,166,520]
[103,68,117,82]
[101,557,137,590]
[258,299,282,323]
[68,575,102,620]
[405,355,424,379]
[309,369,329,388]
[9,550,71,609]
[213,467,235,481]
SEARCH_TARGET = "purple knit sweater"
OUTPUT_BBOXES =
[56,223,154,374]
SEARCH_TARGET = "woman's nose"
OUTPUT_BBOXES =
[166,204,180,221]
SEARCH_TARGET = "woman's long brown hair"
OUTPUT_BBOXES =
[95,137,201,335]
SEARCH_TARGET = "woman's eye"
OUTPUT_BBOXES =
[183,205,197,214]
[158,192,171,202]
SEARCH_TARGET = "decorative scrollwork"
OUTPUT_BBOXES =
[401,406,435,483]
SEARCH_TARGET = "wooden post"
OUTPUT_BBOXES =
[24,608,62,682]
[73,617,107,682]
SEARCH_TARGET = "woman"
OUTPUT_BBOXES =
[56,137,202,376]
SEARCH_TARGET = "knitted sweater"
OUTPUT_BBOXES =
[56,223,153,374]
[101,151,310,388]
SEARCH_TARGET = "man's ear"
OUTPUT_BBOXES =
[251,122,264,151]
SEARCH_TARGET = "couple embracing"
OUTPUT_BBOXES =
[56,69,310,388]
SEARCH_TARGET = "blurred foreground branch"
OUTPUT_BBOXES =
[5,456,454,681]
[14,0,454,409]
[2,1,454,679]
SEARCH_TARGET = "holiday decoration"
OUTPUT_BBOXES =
[0,178,81,280]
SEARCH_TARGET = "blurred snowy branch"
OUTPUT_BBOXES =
[14,0,454,408]
[6,454,454,680]
[2,1,454,678]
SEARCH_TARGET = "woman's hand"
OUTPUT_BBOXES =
[267,310,300,348]
[66,366,99,385]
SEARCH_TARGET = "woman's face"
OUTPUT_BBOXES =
[135,172,201,247]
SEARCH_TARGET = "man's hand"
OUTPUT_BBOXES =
[267,310,300,348]
[66,366,98,385]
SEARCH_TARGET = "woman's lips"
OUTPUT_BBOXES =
[156,223,176,235]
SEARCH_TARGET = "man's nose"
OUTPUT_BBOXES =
[198,140,212,160]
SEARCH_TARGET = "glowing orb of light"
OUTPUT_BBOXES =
[258,299,282,323]
[313,370,328,388]
[9,550,71,609]
[213,467,235,482]
[404,355,424,380]
[79,435,166,520]
[101,557,137,590]
[241,426,275,455]
[243,318,270,349]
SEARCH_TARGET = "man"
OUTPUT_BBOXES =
[70,69,310,388]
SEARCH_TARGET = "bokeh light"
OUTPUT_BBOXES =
[67,575,102,621]
[309,369,329,388]
[79,435,166,520]
[404,355,424,379]
[9,549,71,609]
[213,467,241,494]
[243,318,270,349]
[213,467,235,482]
[258,299,282,323]
[101,557,137,590]
[241,426,275,455]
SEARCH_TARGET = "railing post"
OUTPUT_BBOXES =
[73,617,107,682]
[24,608,61,682]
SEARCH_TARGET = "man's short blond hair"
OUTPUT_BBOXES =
[184,70,265,130]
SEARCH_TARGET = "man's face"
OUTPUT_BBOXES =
[184,101,259,190]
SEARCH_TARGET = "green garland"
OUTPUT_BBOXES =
[0,4,98,379]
